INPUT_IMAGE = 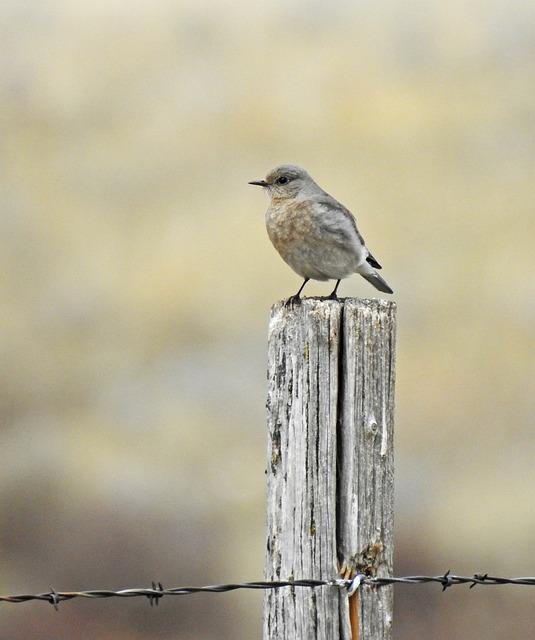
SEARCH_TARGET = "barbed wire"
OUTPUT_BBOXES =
[3,572,535,609]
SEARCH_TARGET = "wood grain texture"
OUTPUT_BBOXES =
[337,299,396,640]
[264,299,342,639]
[264,298,396,640]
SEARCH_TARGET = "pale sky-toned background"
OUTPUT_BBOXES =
[1,0,535,637]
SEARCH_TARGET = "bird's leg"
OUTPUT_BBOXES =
[285,278,310,306]
[327,279,341,299]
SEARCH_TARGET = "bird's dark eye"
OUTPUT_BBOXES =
[277,176,289,185]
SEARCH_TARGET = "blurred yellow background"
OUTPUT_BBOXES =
[1,0,534,637]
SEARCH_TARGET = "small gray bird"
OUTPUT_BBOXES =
[249,165,393,302]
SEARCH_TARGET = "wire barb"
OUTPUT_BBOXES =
[48,588,59,611]
[470,573,488,589]
[148,582,164,607]
[440,570,452,592]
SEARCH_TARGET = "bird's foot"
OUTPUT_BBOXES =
[284,294,302,307]
[326,279,341,300]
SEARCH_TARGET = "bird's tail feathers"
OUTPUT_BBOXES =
[360,270,394,294]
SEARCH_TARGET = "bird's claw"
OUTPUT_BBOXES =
[284,294,302,307]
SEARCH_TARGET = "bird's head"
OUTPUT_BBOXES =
[249,165,316,200]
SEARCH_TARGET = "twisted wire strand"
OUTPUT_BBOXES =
[2,573,535,608]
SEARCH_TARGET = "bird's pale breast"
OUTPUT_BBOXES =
[266,201,314,252]
[265,199,359,280]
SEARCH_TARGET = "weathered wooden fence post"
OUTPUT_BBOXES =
[264,298,396,639]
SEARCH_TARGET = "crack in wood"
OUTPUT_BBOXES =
[265,299,395,639]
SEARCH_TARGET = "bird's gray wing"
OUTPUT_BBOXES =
[312,195,382,268]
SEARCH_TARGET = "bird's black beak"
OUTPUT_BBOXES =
[248,180,268,187]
